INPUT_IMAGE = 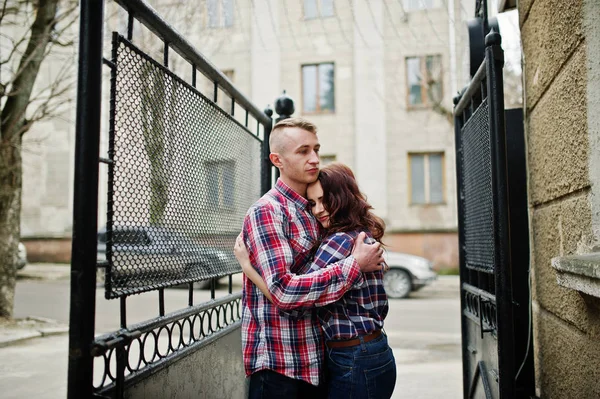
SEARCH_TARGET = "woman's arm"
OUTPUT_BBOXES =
[234,234,273,303]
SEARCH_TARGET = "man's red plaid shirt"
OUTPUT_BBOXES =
[241,179,363,386]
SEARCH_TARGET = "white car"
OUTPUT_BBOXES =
[17,242,27,270]
[383,251,437,298]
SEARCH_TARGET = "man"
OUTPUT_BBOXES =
[240,118,385,398]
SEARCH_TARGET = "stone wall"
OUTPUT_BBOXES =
[519,0,600,397]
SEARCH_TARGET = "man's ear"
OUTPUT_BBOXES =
[269,153,283,169]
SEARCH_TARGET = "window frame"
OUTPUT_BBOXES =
[301,62,336,115]
[405,54,443,109]
[303,0,336,20]
[403,0,438,12]
[207,0,235,29]
[205,159,236,210]
[407,152,446,205]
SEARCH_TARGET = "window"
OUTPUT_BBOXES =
[404,0,435,11]
[320,154,337,166]
[206,160,235,209]
[304,0,335,19]
[406,55,442,107]
[302,63,335,113]
[409,153,445,204]
[207,0,234,28]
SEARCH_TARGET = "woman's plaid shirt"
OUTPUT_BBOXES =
[241,179,363,386]
[305,231,389,341]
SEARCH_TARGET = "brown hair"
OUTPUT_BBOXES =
[316,163,385,242]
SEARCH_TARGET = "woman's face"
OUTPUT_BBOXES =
[307,181,330,228]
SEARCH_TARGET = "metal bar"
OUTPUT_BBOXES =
[486,33,515,398]
[210,278,216,300]
[113,0,270,125]
[159,288,165,316]
[462,283,497,304]
[94,293,242,340]
[188,283,193,306]
[245,110,249,127]
[455,61,486,115]
[67,1,104,397]
[191,64,196,87]
[453,107,472,399]
[228,275,233,294]
[99,157,113,165]
[231,98,235,116]
[120,296,127,328]
[163,41,169,67]
[115,345,126,397]
[104,32,119,299]
[213,81,218,103]
[127,11,134,40]
[102,57,116,69]
[261,113,273,194]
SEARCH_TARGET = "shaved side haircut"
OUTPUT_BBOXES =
[269,118,318,154]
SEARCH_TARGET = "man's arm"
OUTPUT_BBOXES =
[244,206,378,311]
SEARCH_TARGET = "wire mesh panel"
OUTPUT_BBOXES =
[460,99,495,273]
[105,35,262,298]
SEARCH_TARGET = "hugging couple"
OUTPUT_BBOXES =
[234,117,396,399]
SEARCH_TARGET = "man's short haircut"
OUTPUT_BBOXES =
[269,118,318,153]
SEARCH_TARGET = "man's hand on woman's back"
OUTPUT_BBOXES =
[351,232,386,273]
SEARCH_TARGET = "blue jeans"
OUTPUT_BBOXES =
[248,369,328,399]
[325,333,396,399]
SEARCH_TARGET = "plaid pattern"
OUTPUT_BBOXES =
[241,179,362,386]
[307,231,389,340]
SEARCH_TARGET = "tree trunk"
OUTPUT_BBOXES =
[0,0,60,318]
[0,140,22,319]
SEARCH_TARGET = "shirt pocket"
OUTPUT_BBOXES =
[289,235,314,254]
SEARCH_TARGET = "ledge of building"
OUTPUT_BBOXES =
[551,253,600,298]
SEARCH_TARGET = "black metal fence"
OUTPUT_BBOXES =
[68,1,272,397]
[454,27,535,399]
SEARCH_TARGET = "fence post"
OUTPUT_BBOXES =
[270,91,296,183]
[67,0,104,398]
[261,107,274,195]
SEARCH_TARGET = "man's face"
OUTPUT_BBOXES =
[273,127,320,186]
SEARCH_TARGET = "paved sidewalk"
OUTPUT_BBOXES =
[0,264,71,348]
[16,262,70,281]
[2,266,462,398]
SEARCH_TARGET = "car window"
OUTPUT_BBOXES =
[113,229,151,245]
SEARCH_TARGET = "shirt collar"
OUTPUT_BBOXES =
[275,178,310,210]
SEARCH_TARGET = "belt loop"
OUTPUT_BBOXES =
[359,335,367,352]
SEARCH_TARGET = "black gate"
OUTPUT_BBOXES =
[453,23,536,399]
[68,0,272,397]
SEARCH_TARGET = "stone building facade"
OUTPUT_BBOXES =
[510,0,600,396]
[22,0,483,269]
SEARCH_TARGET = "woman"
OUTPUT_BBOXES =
[235,163,396,399]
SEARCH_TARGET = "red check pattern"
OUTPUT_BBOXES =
[241,179,362,386]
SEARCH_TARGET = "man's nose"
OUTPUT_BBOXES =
[308,150,319,164]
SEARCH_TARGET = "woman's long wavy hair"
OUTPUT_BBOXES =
[315,163,385,243]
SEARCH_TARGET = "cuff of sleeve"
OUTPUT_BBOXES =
[341,255,365,288]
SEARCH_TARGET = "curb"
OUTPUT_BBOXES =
[0,316,69,348]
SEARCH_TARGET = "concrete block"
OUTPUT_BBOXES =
[527,45,589,205]
[533,305,600,398]
[531,193,593,331]
[521,0,584,108]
